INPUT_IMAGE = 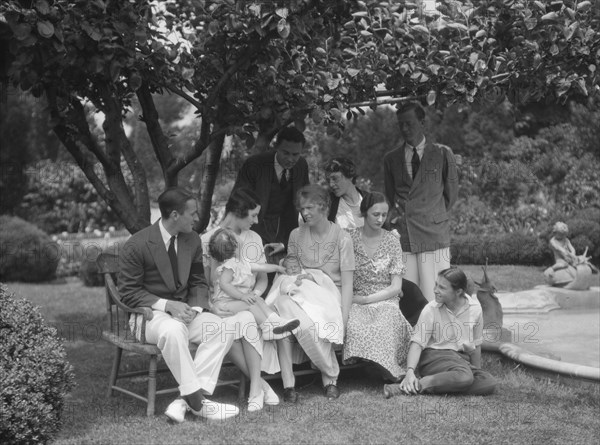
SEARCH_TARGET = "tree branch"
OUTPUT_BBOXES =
[47,92,146,233]
[136,81,176,185]
[165,83,204,110]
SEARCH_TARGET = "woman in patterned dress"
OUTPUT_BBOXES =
[343,191,412,381]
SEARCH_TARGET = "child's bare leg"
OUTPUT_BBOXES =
[241,338,262,399]
[218,300,268,325]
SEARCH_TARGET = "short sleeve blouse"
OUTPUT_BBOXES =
[287,221,355,288]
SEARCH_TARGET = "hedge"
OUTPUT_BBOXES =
[0,285,75,444]
[0,215,60,282]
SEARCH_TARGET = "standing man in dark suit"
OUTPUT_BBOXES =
[233,127,310,260]
[384,102,459,302]
[119,187,261,422]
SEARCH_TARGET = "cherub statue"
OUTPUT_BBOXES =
[544,222,598,290]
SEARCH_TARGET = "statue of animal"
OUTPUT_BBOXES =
[474,261,503,331]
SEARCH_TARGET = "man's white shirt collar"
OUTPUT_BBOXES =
[159,219,176,251]
[405,136,426,157]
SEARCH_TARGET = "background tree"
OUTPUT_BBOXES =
[1,0,598,235]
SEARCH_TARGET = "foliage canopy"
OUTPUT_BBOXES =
[1,0,598,232]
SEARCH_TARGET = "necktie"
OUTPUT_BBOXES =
[168,235,180,287]
[280,169,289,188]
[411,147,420,179]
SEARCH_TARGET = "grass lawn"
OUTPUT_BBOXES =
[5,266,600,444]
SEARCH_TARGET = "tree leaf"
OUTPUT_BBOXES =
[426,90,437,105]
[577,1,592,11]
[82,22,102,41]
[208,21,219,36]
[330,108,342,121]
[275,7,288,18]
[525,18,537,30]
[37,21,54,38]
[447,22,468,32]
[564,22,578,40]
[277,18,290,38]
[312,108,323,124]
[469,52,479,66]
[411,24,429,34]
[347,68,360,77]
[541,12,558,21]
[35,0,50,15]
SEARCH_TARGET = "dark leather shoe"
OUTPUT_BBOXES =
[283,387,298,403]
[324,384,340,399]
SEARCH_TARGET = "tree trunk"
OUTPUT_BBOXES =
[47,89,149,233]
[197,131,226,233]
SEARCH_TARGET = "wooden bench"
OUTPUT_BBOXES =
[97,253,245,416]
[98,253,372,416]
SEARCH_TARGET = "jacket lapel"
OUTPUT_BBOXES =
[148,222,177,291]
[409,141,434,192]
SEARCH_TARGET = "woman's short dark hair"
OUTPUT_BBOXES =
[324,157,357,183]
[158,187,195,219]
[275,126,306,147]
[208,228,238,263]
[396,101,426,121]
[296,184,331,214]
[359,191,389,217]
[438,267,468,294]
[225,187,261,219]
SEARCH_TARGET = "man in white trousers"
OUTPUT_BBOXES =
[119,187,257,422]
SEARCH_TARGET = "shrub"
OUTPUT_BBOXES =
[452,232,551,266]
[0,216,60,282]
[15,159,124,234]
[0,285,75,444]
[79,238,128,287]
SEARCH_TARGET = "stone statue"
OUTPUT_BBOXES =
[544,222,598,290]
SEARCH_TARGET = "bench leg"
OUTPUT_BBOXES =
[147,355,158,416]
[107,346,123,398]
[238,372,247,400]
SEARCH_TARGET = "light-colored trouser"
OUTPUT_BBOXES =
[274,293,339,388]
[133,310,260,396]
[403,247,451,301]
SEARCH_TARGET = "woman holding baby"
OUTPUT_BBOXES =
[272,184,355,401]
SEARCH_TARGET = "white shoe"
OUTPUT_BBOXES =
[248,390,264,412]
[188,399,239,421]
[165,398,188,423]
[261,379,280,405]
